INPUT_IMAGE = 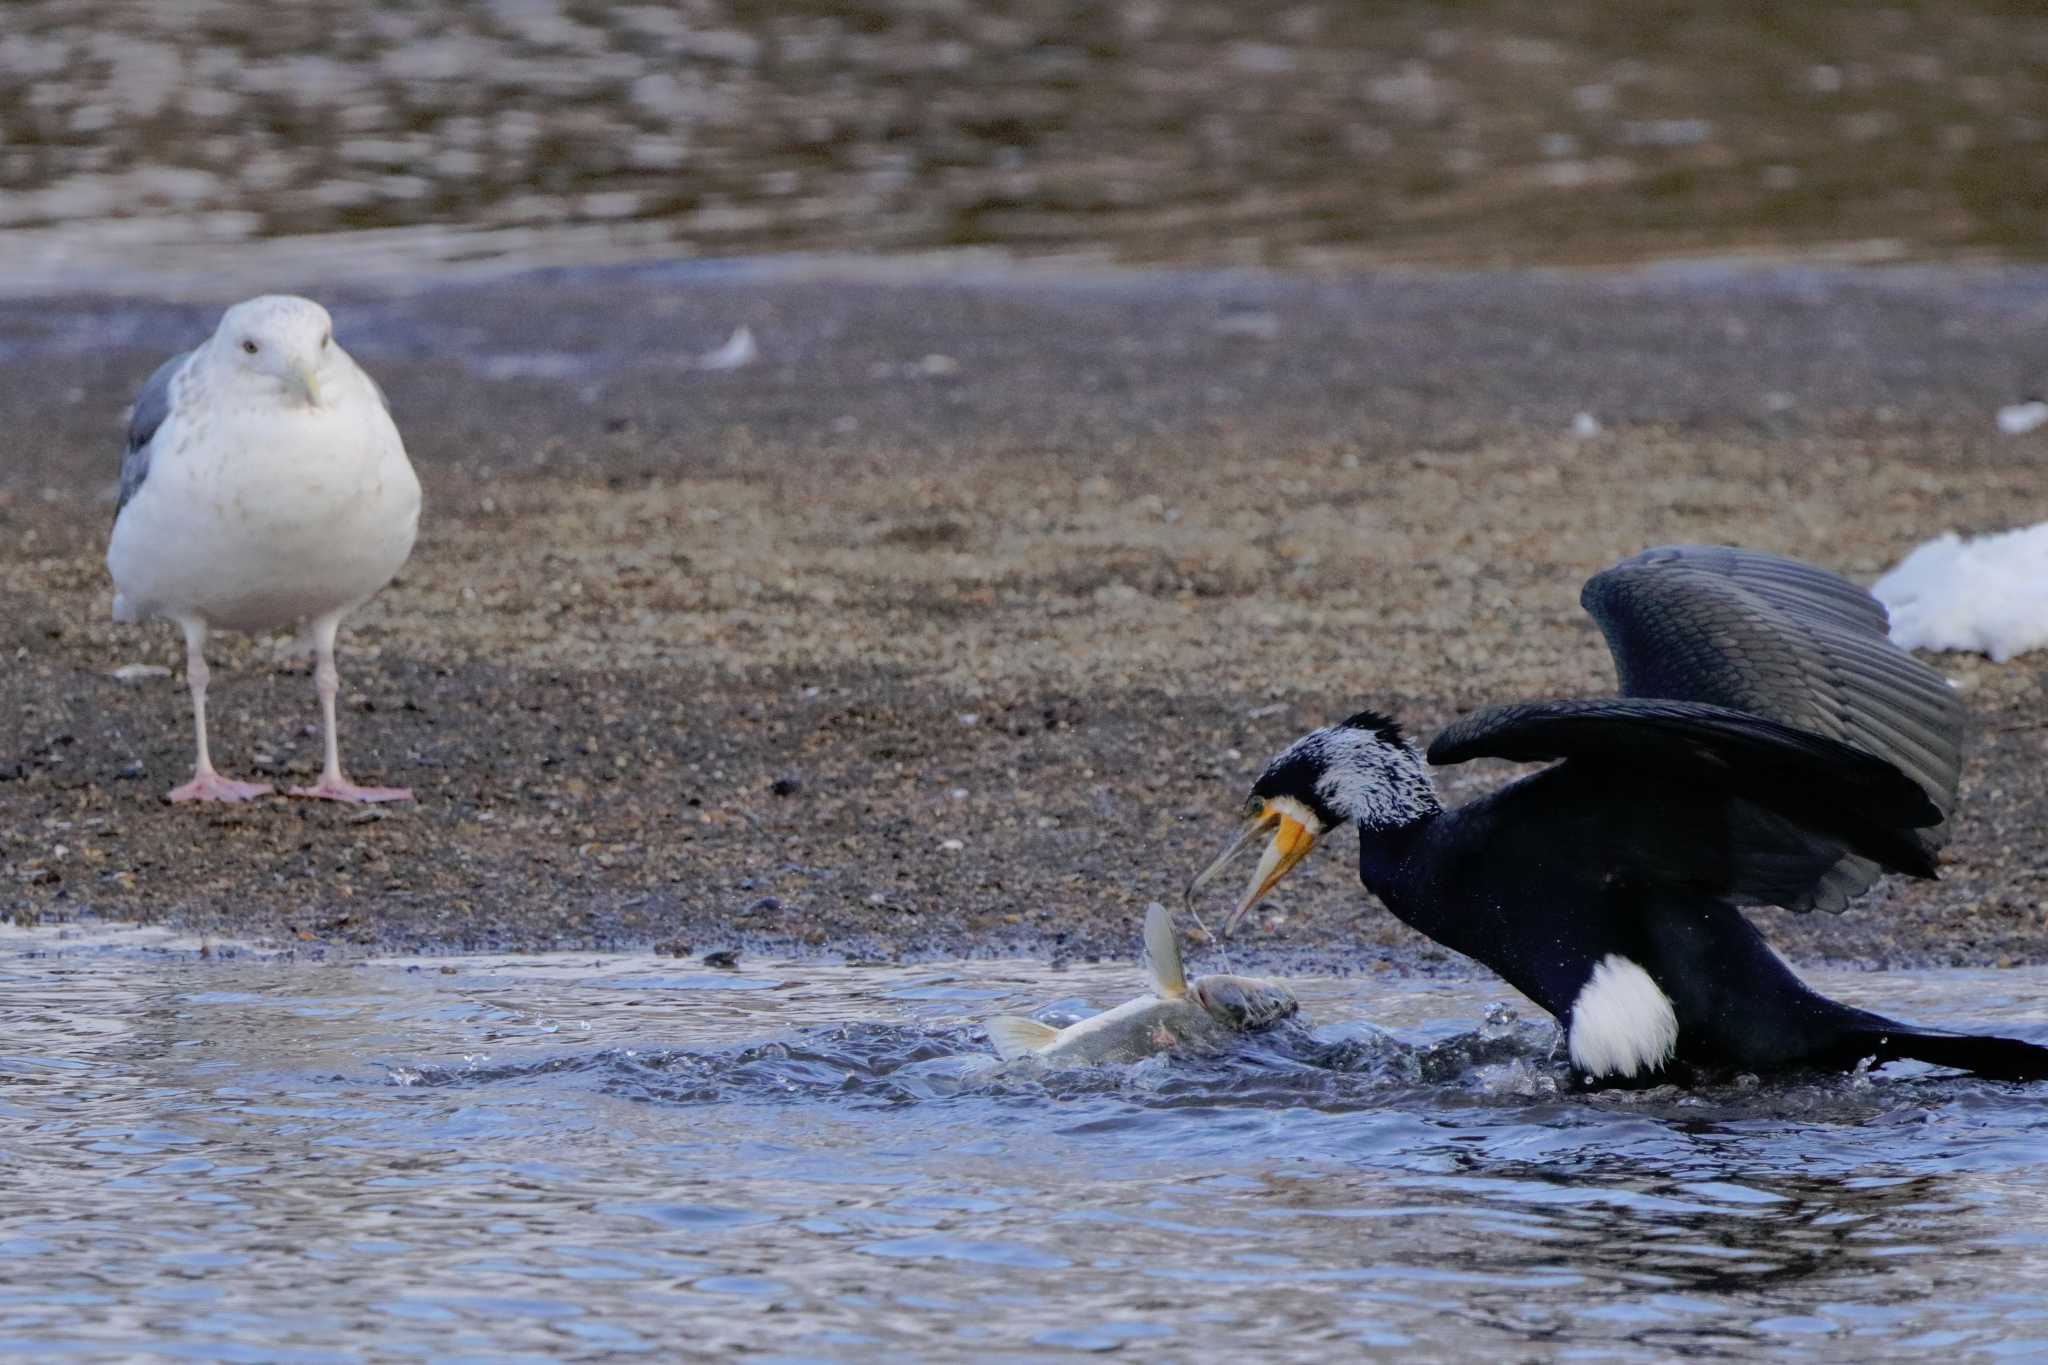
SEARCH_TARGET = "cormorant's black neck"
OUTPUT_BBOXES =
[1351,805,1510,978]
[1354,810,1441,904]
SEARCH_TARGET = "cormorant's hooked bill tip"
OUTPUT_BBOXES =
[1186,798,1320,937]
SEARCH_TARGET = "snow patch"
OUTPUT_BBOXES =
[1873,524,2048,662]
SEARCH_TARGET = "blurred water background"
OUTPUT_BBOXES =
[4,2,2046,288]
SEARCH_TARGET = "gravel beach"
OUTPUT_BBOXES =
[2,261,2044,968]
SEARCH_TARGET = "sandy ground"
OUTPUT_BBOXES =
[2,261,2045,970]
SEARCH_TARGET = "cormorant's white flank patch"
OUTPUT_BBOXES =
[1568,954,1679,1079]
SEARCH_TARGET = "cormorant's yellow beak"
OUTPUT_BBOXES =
[292,363,321,408]
[1185,797,1320,937]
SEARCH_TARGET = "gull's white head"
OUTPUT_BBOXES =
[212,294,337,408]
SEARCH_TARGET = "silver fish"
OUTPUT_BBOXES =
[986,903,1299,1065]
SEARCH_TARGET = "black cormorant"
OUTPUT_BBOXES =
[1188,545,2048,1085]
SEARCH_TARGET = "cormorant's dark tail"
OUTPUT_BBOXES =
[1855,1025,2048,1082]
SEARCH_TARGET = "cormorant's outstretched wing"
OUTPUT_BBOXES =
[1578,545,1963,912]
[1428,697,1940,885]
[117,350,190,518]
[1432,546,1965,913]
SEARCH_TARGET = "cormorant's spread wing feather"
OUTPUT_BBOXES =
[1578,545,1964,912]
[1428,697,1940,882]
[117,350,190,518]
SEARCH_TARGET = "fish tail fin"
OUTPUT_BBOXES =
[987,1015,1060,1060]
[1144,902,1186,999]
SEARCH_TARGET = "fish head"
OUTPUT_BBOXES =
[1189,974,1299,1032]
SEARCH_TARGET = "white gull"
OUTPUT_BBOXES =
[106,294,422,803]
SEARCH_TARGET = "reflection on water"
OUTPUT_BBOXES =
[6,935,2048,1359]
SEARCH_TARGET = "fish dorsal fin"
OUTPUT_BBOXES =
[1144,902,1187,999]
[987,1015,1061,1060]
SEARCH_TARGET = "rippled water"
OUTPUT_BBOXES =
[8,930,2048,1361]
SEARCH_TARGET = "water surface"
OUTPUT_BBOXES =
[7,931,2048,1360]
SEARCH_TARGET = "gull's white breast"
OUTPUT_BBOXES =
[108,359,420,633]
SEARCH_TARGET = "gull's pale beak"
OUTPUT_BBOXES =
[292,363,321,408]
[1185,799,1320,938]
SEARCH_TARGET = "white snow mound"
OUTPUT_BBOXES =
[1872,523,2048,662]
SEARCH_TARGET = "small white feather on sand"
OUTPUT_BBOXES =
[698,325,757,371]
[1873,523,2048,662]
[1995,400,2048,435]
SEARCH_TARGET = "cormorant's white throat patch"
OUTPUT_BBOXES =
[1568,954,1679,1079]
[1261,795,1323,836]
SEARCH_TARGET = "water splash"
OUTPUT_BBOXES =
[7,943,2048,1360]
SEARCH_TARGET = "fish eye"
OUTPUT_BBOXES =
[241,339,259,355]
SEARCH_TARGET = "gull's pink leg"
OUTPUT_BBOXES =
[166,618,273,803]
[288,615,412,804]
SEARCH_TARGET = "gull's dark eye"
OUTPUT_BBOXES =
[241,339,259,355]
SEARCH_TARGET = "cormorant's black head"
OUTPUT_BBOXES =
[1187,710,1441,935]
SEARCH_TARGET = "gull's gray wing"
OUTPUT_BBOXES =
[1582,545,1963,912]
[117,350,191,517]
